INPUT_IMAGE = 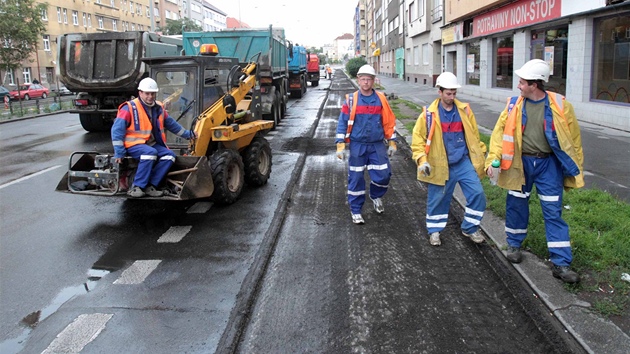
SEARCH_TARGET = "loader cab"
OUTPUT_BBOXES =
[143,55,241,148]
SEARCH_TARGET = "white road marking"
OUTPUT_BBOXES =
[41,313,113,354]
[157,225,192,243]
[187,201,212,214]
[0,165,62,190]
[113,260,161,284]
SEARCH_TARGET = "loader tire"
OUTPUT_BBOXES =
[209,149,244,205]
[242,136,272,187]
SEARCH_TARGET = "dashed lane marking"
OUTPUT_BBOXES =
[41,313,113,354]
[113,260,161,285]
[157,225,192,243]
[0,165,62,190]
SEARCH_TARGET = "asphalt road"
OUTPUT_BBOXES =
[0,75,585,353]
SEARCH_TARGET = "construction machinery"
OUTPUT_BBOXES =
[55,44,274,203]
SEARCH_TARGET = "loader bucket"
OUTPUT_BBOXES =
[55,152,214,201]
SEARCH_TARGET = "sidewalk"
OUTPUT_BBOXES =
[371,74,630,353]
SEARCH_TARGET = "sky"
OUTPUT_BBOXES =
[208,0,358,48]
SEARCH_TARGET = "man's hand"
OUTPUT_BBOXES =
[418,162,431,176]
[189,130,197,139]
[336,143,346,160]
[387,140,397,157]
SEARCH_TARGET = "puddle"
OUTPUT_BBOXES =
[0,268,110,354]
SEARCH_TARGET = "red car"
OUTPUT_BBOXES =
[9,83,49,100]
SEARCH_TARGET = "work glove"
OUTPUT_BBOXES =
[189,130,197,139]
[336,143,346,161]
[418,162,431,177]
[387,140,397,157]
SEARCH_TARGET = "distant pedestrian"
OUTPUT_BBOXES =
[326,65,333,79]
[410,72,487,246]
[486,59,584,284]
[335,64,397,224]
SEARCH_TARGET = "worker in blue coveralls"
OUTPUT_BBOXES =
[112,77,196,198]
[411,72,487,246]
[486,59,584,284]
[335,64,397,225]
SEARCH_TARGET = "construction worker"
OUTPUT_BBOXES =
[326,65,333,79]
[486,59,584,284]
[111,77,196,198]
[411,72,487,246]
[335,64,397,224]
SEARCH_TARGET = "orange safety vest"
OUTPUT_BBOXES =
[500,91,564,170]
[344,91,396,143]
[121,98,167,148]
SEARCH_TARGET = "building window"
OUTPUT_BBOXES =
[6,70,15,85]
[431,0,442,23]
[592,13,630,104]
[83,13,87,27]
[111,0,115,7]
[130,2,134,13]
[422,43,429,65]
[413,45,419,65]
[63,9,68,24]
[113,19,117,31]
[98,16,104,29]
[88,14,92,27]
[531,27,568,95]
[131,23,135,31]
[72,11,79,25]
[43,35,51,51]
[494,35,513,89]
[146,6,150,17]
[466,41,480,86]
[57,7,61,23]
[23,67,32,84]
[41,7,48,21]
[46,67,54,85]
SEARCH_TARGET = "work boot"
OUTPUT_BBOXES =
[552,265,580,284]
[371,197,384,214]
[506,246,523,263]
[463,230,485,244]
[127,185,145,198]
[352,214,365,225]
[429,232,441,246]
[145,185,165,197]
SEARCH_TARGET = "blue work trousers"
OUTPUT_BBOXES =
[126,144,176,189]
[505,155,573,266]
[347,142,391,214]
[426,158,486,234]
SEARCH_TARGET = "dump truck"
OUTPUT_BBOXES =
[182,26,289,128]
[288,44,308,98]
[56,44,274,203]
[58,31,183,132]
[306,53,320,87]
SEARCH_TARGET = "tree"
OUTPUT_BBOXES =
[0,0,47,80]
[345,57,367,77]
[159,18,202,35]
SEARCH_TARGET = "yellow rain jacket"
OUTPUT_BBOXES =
[411,98,487,186]
[485,92,584,191]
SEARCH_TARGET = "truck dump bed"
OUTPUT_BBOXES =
[183,26,287,79]
[58,31,182,92]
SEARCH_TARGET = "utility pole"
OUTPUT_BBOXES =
[149,0,155,31]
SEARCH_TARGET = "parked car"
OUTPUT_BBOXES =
[51,84,73,96]
[0,86,9,100]
[9,83,49,100]
[319,65,327,79]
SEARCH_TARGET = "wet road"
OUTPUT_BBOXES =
[0,73,583,353]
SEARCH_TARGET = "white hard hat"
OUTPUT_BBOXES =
[138,78,159,92]
[435,72,461,89]
[514,59,550,82]
[357,64,376,77]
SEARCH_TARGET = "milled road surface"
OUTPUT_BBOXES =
[234,72,584,353]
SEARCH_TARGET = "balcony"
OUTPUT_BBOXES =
[431,4,443,23]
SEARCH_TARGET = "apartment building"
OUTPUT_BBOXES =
[1,0,229,91]
[357,0,629,130]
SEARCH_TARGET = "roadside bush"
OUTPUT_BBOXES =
[346,57,368,78]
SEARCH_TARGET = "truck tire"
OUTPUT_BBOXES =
[264,101,280,130]
[79,113,112,132]
[242,136,272,187]
[209,149,244,205]
[312,80,318,87]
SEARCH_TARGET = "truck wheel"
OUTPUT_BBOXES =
[312,80,318,87]
[242,136,272,187]
[274,91,282,121]
[291,89,302,99]
[209,149,244,205]
[264,102,280,130]
[79,113,112,132]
